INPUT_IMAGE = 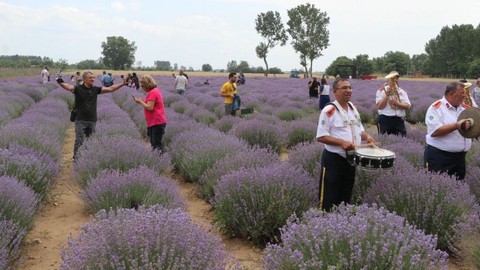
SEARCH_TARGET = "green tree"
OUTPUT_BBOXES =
[286,3,330,78]
[237,61,250,73]
[154,61,172,71]
[353,54,373,75]
[382,51,411,75]
[76,59,105,70]
[101,36,137,70]
[202,64,212,72]
[226,60,238,72]
[55,58,69,71]
[411,53,429,73]
[255,11,288,76]
[325,56,353,78]
[425,24,476,77]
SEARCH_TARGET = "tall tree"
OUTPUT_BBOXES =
[325,56,354,78]
[101,36,137,70]
[425,24,476,77]
[255,11,288,76]
[353,54,373,75]
[286,3,330,78]
[382,51,411,75]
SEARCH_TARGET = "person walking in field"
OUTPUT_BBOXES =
[174,70,188,95]
[133,74,167,153]
[41,67,50,84]
[56,70,128,160]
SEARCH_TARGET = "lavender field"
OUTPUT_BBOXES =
[1,74,480,269]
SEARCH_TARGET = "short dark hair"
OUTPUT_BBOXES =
[229,72,237,79]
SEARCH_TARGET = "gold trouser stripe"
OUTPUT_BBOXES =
[319,167,326,208]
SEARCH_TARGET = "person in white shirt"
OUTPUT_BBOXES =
[424,82,472,180]
[174,70,189,95]
[316,78,375,211]
[319,78,331,110]
[41,67,50,84]
[376,71,411,136]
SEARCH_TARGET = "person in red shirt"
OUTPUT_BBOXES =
[133,74,167,153]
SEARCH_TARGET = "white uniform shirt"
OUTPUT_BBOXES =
[376,86,411,117]
[316,101,365,158]
[425,97,471,152]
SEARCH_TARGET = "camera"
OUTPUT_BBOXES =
[56,77,64,84]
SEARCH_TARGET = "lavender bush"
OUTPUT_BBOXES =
[213,162,318,246]
[169,128,248,182]
[282,120,317,148]
[287,142,324,177]
[263,204,448,270]
[0,146,59,197]
[228,119,286,153]
[199,147,279,201]
[0,175,40,230]
[364,165,480,252]
[0,219,26,270]
[84,167,184,213]
[74,135,172,187]
[61,206,232,270]
[473,243,480,269]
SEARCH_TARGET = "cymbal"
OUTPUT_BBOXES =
[457,107,480,138]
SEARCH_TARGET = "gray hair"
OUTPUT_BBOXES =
[82,71,94,80]
[445,82,463,96]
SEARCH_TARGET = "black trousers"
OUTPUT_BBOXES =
[424,144,466,180]
[147,123,166,152]
[377,115,406,136]
[319,149,356,211]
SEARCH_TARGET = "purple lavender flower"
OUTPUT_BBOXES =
[228,119,286,153]
[168,128,248,182]
[0,218,27,270]
[84,166,184,213]
[213,162,318,246]
[0,175,40,230]
[364,164,480,252]
[74,135,172,187]
[287,141,324,177]
[0,146,59,197]
[60,206,231,269]
[263,204,448,269]
[199,146,279,201]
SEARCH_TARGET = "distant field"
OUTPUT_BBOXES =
[0,67,472,83]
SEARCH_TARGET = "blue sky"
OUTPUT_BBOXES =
[1,0,479,71]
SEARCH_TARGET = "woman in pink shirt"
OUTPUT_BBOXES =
[133,74,167,153]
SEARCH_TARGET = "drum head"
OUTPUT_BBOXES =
[355,147,395,157]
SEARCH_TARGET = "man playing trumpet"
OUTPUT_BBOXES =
[376,71,411,136]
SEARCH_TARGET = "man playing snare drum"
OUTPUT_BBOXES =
[316,78,375,211]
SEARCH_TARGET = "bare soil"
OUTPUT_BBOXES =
[17,124,262,270]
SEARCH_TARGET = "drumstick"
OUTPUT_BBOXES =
[355,142,382,148]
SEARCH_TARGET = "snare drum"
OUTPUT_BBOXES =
[353,147,395,168]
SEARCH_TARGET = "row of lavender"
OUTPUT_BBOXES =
[61,95,234,269]
[109,76,480,267]
[0,79,71,269]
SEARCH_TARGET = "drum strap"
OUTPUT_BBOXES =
[327,101,361,147]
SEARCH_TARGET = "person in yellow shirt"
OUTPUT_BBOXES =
[220,72,238,116]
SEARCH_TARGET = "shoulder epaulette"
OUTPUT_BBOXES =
[326,106,335,117]
[432,100,442,108]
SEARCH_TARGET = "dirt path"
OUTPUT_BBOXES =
[17,124,262,270]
